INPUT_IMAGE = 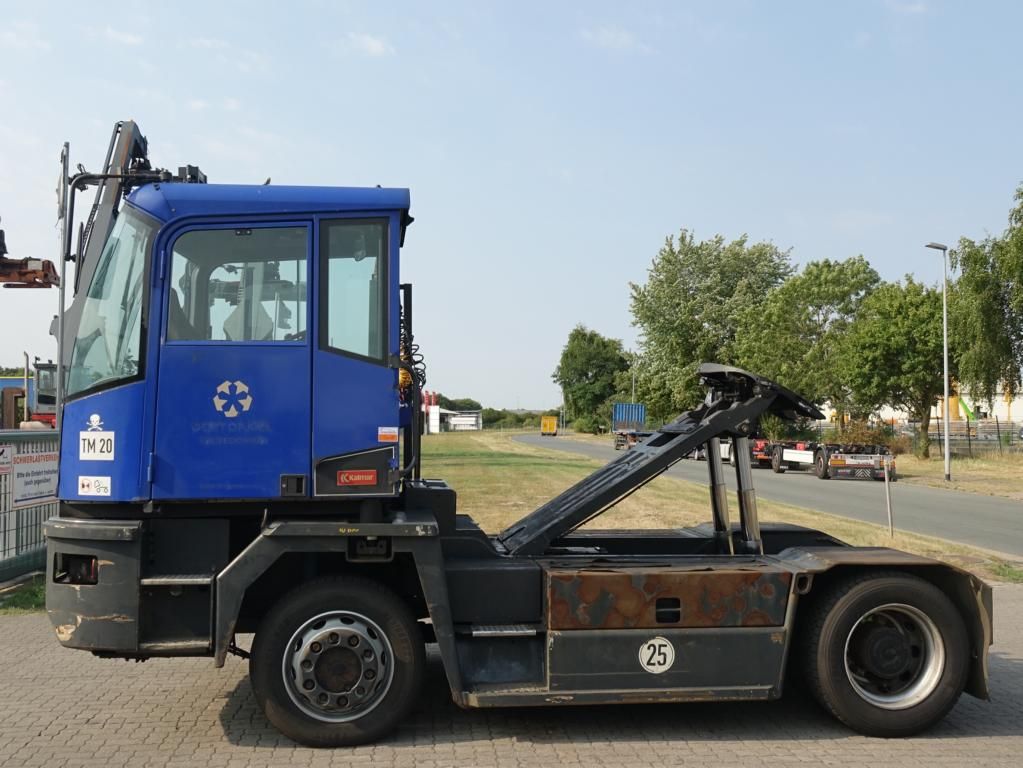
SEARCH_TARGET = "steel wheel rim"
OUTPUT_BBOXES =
[282,610,394,723]
[843,602,945,710]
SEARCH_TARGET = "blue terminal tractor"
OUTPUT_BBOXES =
[45,122,992,748]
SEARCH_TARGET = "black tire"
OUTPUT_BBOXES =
[771,447,786,473]
[801,572,969,737]
[815,451,830,480]
[250,576,424,747]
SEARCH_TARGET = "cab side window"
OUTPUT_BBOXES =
[168,226,307,342]
[320,220,387,361]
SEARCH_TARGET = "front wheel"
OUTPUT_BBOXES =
[250,576,424,747]
[801,572,968,737]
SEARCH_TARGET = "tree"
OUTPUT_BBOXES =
[552,325,628,421]
[950,184,1023,406]
[629,230,793,414]
[734,256,880,426]
[844,278,948,457]
[437,393,482,411]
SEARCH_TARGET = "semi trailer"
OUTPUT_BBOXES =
[769,441,896,480]
[45,122,989,747]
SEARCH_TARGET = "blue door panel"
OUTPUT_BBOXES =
[152,344,310,499]
[59,382,149,502]
[310,354,398,483]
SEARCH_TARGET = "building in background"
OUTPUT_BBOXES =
[421,391,482,433]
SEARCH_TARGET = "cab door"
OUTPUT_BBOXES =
[151,222,311,500]
[310,216,401,498]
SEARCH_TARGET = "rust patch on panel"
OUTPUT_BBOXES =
[548,568,792,630]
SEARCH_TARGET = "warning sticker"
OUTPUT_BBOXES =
[377,426,399,443]
[337,470,378,487]
[78,476,111,497]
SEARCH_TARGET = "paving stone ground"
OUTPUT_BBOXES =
[1,585,1020,768]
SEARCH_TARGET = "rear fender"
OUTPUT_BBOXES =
[777,547,993,700]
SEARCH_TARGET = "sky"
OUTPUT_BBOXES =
[1,0,1022,408]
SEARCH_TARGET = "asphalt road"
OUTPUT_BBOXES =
[516,434,1023,558]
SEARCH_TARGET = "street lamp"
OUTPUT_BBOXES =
[925,241,951,482]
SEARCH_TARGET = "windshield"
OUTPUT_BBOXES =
[67,207,156,398]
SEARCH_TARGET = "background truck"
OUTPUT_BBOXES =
[0,358,58,429]
[540,414,558,436]
[0,216,59,288]
[769,440,896,480]
[45,122,989,747]
[611,401,651,449]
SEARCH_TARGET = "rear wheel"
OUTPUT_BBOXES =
[250,576,424,747]
[801,572,968,737]
[815,451,830,479]
[771,447,786,473]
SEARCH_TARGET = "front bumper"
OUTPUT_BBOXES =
[43,517,142,652]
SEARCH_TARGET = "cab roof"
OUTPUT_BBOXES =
[127,182,411,223]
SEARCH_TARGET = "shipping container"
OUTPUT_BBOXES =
[612,402,646,432]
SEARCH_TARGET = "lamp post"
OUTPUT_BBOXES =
[925,241,951,482]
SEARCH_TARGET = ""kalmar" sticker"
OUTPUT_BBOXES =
[337,469,378,487]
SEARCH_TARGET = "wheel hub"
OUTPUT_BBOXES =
[314,646,363,692]
[843,602,945,710]
[283,611,393,723]
[855,626,913,679]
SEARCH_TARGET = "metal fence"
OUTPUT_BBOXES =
[915,418,1022,458]
[0,431,58,583]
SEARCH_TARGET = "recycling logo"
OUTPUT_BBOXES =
[213,380,253,418]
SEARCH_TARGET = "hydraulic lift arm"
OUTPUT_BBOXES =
[498,363,823,556]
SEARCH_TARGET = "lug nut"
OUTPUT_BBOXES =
[303,680,314,690]
[311,642,322,653]
[348,636,360,647]
[329,633,339,644]
[364,669,376,680]
[337,696,349,708]
[362,650,373,660]
[318,693,328,704]
[301,660,312,671]
[356,686,365,696]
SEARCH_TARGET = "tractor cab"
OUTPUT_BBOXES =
[58,181,416,506]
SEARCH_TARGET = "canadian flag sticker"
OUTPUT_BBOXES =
[337,469,378,487]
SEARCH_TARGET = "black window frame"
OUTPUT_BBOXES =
[318,217,390,365]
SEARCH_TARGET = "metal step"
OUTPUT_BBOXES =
[138,639,210,653]
[140,574,214,587]
[469,624,538,638]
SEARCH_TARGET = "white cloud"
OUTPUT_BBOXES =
[190,37,230,50]
[346,32,395,57]
[104,26,143,46]
[0,21,50,51]
[185,37,268,73]
[885,0,927,14]
[188,99,209,112]
[580,25,650,53]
